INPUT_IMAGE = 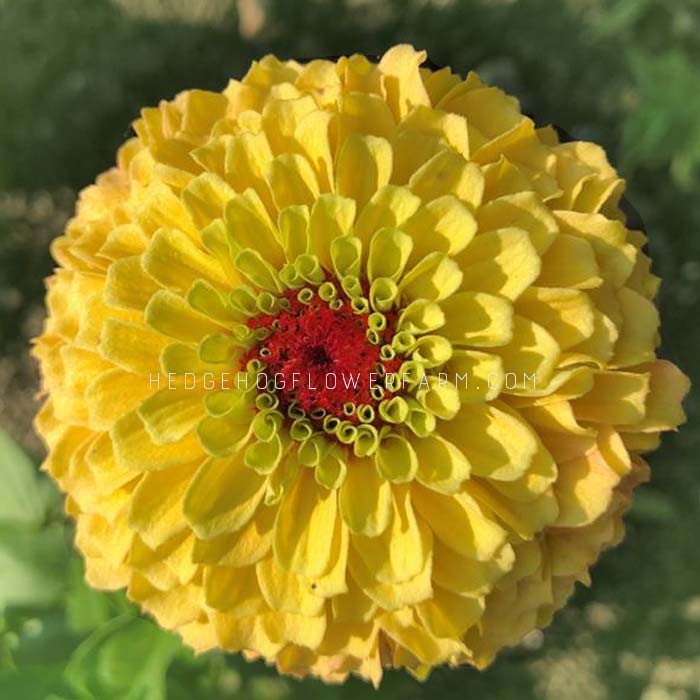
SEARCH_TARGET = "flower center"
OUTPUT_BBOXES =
[243,287,402,431]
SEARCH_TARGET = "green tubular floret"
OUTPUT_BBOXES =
[298,434,326,466]
[351,296,370,315]
[322,415,341,434]
[356,404,375,423]
[310,407,327,420]
[287,401,306,420]
[244,435,283,474]
[318,281,337,301]
[397,359,424,390]
[252,408,283,441]
[256,290,282,315]
[404,397,437,438]
[336,421,358,445]
[290,417,314,441]
[391,330,416,354]
[279,263,303,289]
[379,344,396,361]
[295,253,325,284]
[369,277,398,312]
[255,391,279,410]
[370,384,385,401]
[353,424,380,457]
[366,327,381,345]
[229,285,260,316]
[378,395,409,424]
[341,275,363,299]
[246,358,265,374]
[297,287,315,305]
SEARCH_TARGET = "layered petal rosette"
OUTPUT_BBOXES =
[33,45,689,684]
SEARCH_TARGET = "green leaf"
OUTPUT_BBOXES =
[0,664,74,700]
[0,524,69,611]
[0,431,46,526]
[629,488,676,523]
[65,616,182,700]
[65,560,112,635]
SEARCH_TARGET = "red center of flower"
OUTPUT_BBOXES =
[244,293,399,421]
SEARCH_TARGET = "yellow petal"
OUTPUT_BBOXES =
[377,44,430,120]
[537,233,602,290]
[348,523,433,610]
[181,172,236,229]
[399,252,463,302]
[440,291,513,347]
[352,485,427,584]
[337,92,396,145]
[145,289,225,342]
[414,433,471,494]
[515,287,596,350]
[267,153,320,209]
[572,370,650,426]
[554,447,621,527]
[367,228,413,283]
[339,457,392,536]
[489,315,560,388]
[477,192,557,254]
[457,228,540,300]
[128,461,195,548]
[224,189,285,266]
[262,94,317,153]
[402,195,476,262]
[416,586,484,638]
[85,367,151,431]
[273,467,338,578]
[619,361,689,433]
[610,287,659,367]
[446,350,503,403]
[137,387,205,444]
[409,149,484,208]
[192,504,275,568]
[184,454,267,538]
[355,185,421,248]
[204,565,266,615]
[432,538,514,596]
[256,556,325,616]
[142,227,230,291]
[278,204,310,261]
[307,194,356,269]
[111,410,202,471]
[392,106,470,184]
[294,109,334,191]
[439,402,538,481]
[104,256,162,311]
[555,210,637,288]
[375,434,418,483]
[136,180,198,240]
[335,133,393,211]
[412,484,507,561]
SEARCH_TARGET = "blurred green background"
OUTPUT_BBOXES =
[0,0,698,698]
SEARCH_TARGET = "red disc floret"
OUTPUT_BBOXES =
[244,293,390,421]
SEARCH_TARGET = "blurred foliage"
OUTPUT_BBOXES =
[0,0,698,698]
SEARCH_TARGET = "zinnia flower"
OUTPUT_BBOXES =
[33,45,689,684]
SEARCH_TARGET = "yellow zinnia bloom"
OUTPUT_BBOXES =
[33,45,689,684]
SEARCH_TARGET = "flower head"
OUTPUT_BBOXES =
[34,45,689,684]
